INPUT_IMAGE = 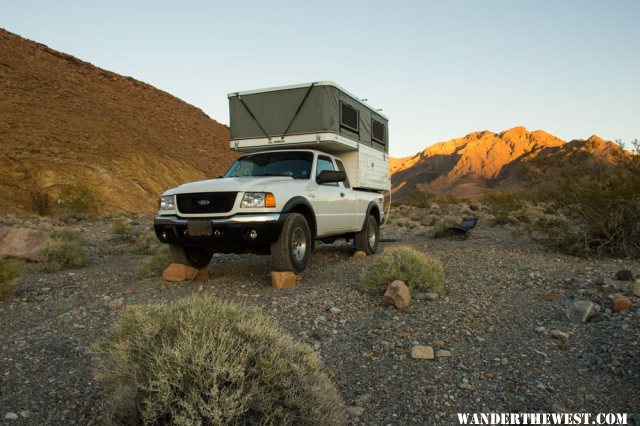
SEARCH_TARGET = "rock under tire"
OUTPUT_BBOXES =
[271,213,312,273]
[169,245,212,269]
[355,214,379,254]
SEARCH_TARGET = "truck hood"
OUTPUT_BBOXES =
[165,176,299,195]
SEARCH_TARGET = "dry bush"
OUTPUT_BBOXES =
[111,220,135,242]
[360,245,444,294]
[537,157,640,257]
[92,295,347,425]
[429,216,462,239]
[56,184,98,220]
[39,230,88,272]
[420,213,440,227]
[133,229,162,255]
[138,245,171,277]
[403,189,463,209]
[0,258,20,301]
[394,217,420,228]
[481,191,528,225]
[29,188,52,216]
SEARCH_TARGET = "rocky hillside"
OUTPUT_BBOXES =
[0,28,237,216]
[391,127,624,199]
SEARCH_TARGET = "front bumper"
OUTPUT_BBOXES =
[154,213,285,252]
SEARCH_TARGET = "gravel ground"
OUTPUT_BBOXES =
[1,214,639,425]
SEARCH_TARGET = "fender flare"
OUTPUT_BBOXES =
[281,196,317,237]
[365,201,381,227]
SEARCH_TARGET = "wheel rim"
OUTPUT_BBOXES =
[291,228,307,261]
[367,220,377,248]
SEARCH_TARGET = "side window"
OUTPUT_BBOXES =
[335,160,350,189]
[340,102,359,134]
[316,156,338,186]
[371,119,386,148]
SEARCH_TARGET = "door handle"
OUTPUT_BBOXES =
[340,192,345,197]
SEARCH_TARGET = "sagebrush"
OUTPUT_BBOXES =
[39,230,88,272]
[360,245,444,293]
[92,295,347,425]
[137,245,171,277]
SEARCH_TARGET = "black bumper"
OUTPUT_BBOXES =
[154,213,286,253]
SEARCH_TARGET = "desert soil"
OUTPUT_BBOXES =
[1,214,639,425]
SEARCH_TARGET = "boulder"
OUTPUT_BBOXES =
[0,226,51,261]
[611,295,631,312]
[353,251,367,258]
[162,263,199,282]
[411,345,434,360]
[383,280,411,309]
[271,271,301,289]
[565,300,596,323]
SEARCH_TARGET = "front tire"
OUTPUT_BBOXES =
[271,213,312,273]
[169,245,213,269]
[355,214,379,254]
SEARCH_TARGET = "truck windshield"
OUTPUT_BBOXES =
[225,151,314,179]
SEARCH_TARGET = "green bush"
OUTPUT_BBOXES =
[111,220,135,242]
[138,245,171,277]
[29,188,52,216]
[92,295,347,425]
[481,191,528,225]
[394,217,420,228]
[360,245,444,293]
[0,258,20,300]
[56,184,98,220]
[429,216,462,238]
[39,230,88,272]
[537,156,640,257]
[132,229,162,255]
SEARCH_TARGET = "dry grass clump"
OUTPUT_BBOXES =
[360,245,444,294]
[111,220,136,242]
[138,245,171,277]
[92,295,347,425]
[420,214,440,227]
[29,187,52,216]
[56,184,98,220]
[132,229,162,255]
[39,230,88,272]
[429,216,462,238]
[0,258,20,300]
[394,217,421,228]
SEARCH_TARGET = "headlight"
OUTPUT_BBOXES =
[241,192,276,208]
[159,195,175,211]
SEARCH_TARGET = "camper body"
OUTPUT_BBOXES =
[154,82,389,273]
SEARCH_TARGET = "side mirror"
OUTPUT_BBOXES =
[316,170,346,184]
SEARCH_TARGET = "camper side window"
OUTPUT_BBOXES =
[340,102,359,134]
[335,160,350,189]
[372,119,385,146]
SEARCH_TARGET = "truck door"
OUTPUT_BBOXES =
[314,155,356,235]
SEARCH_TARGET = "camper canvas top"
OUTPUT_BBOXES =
[228,81,389,155]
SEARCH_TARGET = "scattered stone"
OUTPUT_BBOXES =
[458,382,473,390]
[18,411,29,418]
[352,251,367,258]
[615,269,634,281]
[535,293,557,302]
[593,276,606,286]
[108,298,124,310]
[0,226,51,261]
[611,295,631,312]
[346,406,365,417]
[162,263,199,282]
[634,280,640,297]
[414,292,439,301]
[4,412,18,421]
[535,326,547,334]
[383,280,411,309]
[550,330,569,340]
[270,271,300,289]
[355,393,372,404]
[396,332,412,338]
[436,349,452,358]
[432,339,445,347]
[565,300,596,323]
[329,307,342,315]
[411,345,434,360]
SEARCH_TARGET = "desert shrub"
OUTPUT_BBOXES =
[56,184,98,220]
[394,217,420,228]
[132,229,162,255]
[111,220,135,242]
[403,189,462,209]
[0,258,20,300]
[429,216,462,238]
[420,213,440,227]
[481,191,528,225]
[537,157,640,257]
[39,230,88,272]
[29,188,52,216]
[138,245,171,277]
[360,245,444,293]
[92,294,347,425]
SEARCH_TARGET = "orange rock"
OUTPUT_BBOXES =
[0,226,51,261]
[383,280,411,309]
[432,339,445,347]
[162,263,199,282]
[196,267,219,280]
[271,271,300,289]
[535,293,557,301]
[612,295,631,312]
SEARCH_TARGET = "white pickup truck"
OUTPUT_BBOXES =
[154,81,390,272]
[154,149,384,272]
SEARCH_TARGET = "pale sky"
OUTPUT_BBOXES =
[2,0,639,157]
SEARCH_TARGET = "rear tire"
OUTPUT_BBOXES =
[271,213,312,273]
[355,214,379,254]
[169,245,212,269]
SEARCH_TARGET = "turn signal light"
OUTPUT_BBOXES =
[265,193,276,208]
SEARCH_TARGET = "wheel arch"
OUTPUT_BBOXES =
[365,201,381,226]
[282,197,317,238]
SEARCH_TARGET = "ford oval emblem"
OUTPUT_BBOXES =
[196,199,210,206]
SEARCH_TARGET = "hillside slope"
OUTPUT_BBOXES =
[391,127,623,199]
[0,28,237,215]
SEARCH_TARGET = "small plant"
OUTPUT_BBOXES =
[360,245,444,294]
[0,258,20,300]
[429,216,462,238]
[29,188,52,216]
[394,217,420,228]
[111,220,135,242]
[56,184,98,220]
[132,229,162,255]
[481,191,528,225]
[138,245,171,277]
[420,214,440,227]
[39,230,88,272]
[92,294,347,425]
